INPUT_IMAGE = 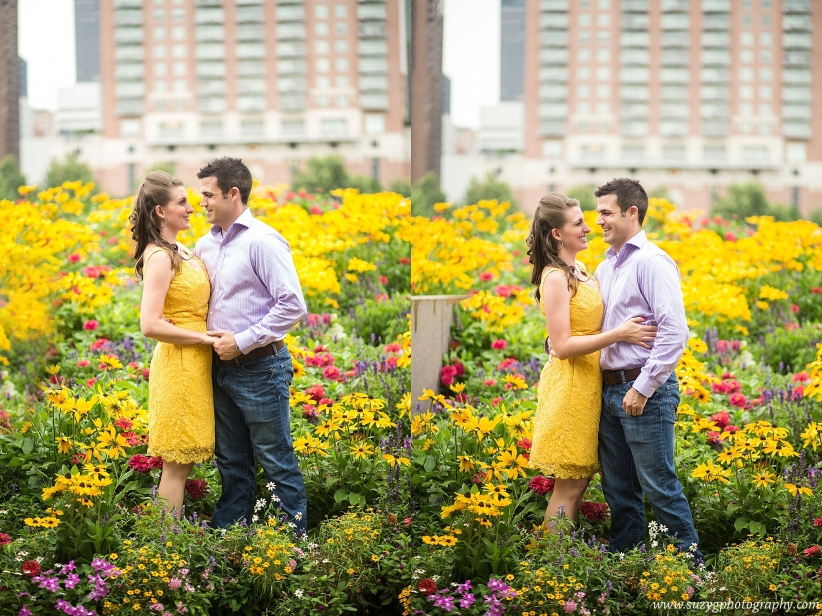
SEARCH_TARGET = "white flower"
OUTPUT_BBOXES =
[688,543,698,552]
[295,512,303,520]
[18,551,28,557]
[295,589,304,599]
[0,510,7,514]
[322,559,330,564]
[254,499,266,511]
[267,482,277,491]
[659,525,668,533]
[251,515,259,523]
[271,495,281,503]
[651,540,658,548]
[618,553,625,561]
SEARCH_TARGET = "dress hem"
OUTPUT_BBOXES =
[527,457,600,480]
[147,446,214,465]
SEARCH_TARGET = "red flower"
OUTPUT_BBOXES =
[385,343,402,354]
[379,275,388,285]
[68,253,82,263]
[724,231,737,242]
[309,205,322,216]
[491,397,502,406]
[440,365,457,387]
[729,393,748,408]
[418,578,437,595]
[792,386,805,400]
[86,378,97,388]
[517,438,532,451]
[141,368,150,380]
[497,357,517,372]
[84,319,99,331]
[128,454,155,474]
[483,379,497,387]
[804,545,820,558]
[90,338,110,352]
[185,478,210,501]
[492,339,508,350]
[793,372,810,383]
[811,287,822,295]
[721,372,735,380]
[305,384,325,403]
[151,456,164,469]
[22,560,41,577]
[813,517,822,528]
[375,293,389,302]
[480,271,494,282]
[724,424,739,434]
[529,476,555,496]
[399,257,410,265]
[114,417,133,430]
[580,501,610,524]
[0,533,11,546]
[322,366,341,380]
[706,431,721,446]
[453,361,465,377]
[710,411,731,430]
[791,304,800,314]
[318,397,334,406]
[453,393,467,403]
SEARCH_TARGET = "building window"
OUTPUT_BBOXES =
[172,43,186,58]
[578,48,591,62]
[335,58,349,71]
[154,62,167,76]
[173,61,186,76]
[758,86,772,99]
[154,80,167,93]
[703,145,726,161]
[335,4,347,17]
[760,32,772,46]
[577,101,591,114]
[580,143,605,160]
[762,15,770,26]
[662,144,685,161]
[154,26,166,39]
[159,122,183,138]
[335,22,347,35]
[786,143,806,163]
[740,32,753,46]
[241,119,264,135]
[759,68,772,80]
[740,85,753,99]
[316,58,330,72]
[596,101,610,114]
[739,68,753,81]
[740,50,753,63]
[364,114,384,134]
[315,4,329,18]
[578,67,591,79]
[316,22,329,36]
[121,119,141,137]
[595,84,610,97]
[172,26,185,40]
[742,15,751,26]
[282,119,305,135]
[316,40,329,54]
[321,118,348,135]
[316,76,330,89]
[577,84,591,98]
[742,145,769,162]
[201,121,222,137]
[172,8,184,20]
[335,40,348,53]
[759,50,772,63]
[622,144,644,160]
[597,14,610,26]
[154,9,165,20]
[579,13,591,26]
[596,67,609,79]
[759,103,772,115]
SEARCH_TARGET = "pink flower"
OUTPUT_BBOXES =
[86,378,97,387]
[564,600,577,612]
[483,379,497,387]
[491,397,502,406]
[385,343,402,354]
[529,476,555,496]
[804,545,820,558]
[322,366,341,380]
[710,411,730,430]
[791,304,800,314]
[90,338,110,352]
[305,384,325,402]
[309,205,322,215]
[813,517,822,528]
[517,438,532,451]
[0,533,11,546]
[128,454,155,474]
[77,359,91,368]
[114,417,132,430]
[379,275,388,285]
[375,293,389,302]
[724,231,737,242]
[83,319,99,331]
[491,339,507,350]
[168,577,182,590]
[729,393,748,408]
[793,372,810,383]
[68,253,82,263]
[706,431,721,446]
[480,271,494,281]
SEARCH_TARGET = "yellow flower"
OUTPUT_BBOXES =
[785,483,813,497]
[751,470,775,488]
[691,461,731,484]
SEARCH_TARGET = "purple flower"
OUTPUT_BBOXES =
[64,573,80,590]
[456,580,472,594]
[431,594,455,612]
[19,607,33,616]
[459,593,475,609]
[564,600,578,613]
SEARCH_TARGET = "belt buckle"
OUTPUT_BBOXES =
[619,370,626,384]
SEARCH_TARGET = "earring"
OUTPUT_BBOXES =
[557,239,564,251]
[160,218,166,228]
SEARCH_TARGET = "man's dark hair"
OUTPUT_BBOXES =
[595,177,649,225]
[197,157,253,205]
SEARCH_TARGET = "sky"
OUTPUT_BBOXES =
[19,0,76,111]
[443,0,500,130]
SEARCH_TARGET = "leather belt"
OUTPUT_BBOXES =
[216,340,284,366]
[603,367,642,385]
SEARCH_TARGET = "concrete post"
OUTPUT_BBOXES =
[410,295,468,415]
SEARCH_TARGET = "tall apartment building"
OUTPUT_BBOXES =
[76,0,102,82]
[92,0,408,195]
[500,0,526,101]
[0,0,20,161]
[410,0,442,182]
[498,0,821,214]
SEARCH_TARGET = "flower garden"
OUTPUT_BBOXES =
[1,182,822,615]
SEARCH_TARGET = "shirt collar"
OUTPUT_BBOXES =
[606,230,647,259]
[210,207,253,236]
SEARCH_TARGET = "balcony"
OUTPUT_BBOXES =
[660,50,688,65]
[783,1,812,14]
[539,0,568,10]
[280,95,307,111]
[538,84,568,100]
[700,85,730,101]
[541,32,569,48]
[620,67,650,83]
[116,99,144,116]
[620,32,650,48]
[359,40,388,56]
[195,44,226,60]
[783,86,812,103]
[277,77,305,92]
[783,33,812,50]
[661,85,689,100]
[114,27,143,44]
[539,13,570,29]
[700,51,730,66]
[539,67,568,81]
[783,52,811,67]
[277,42,306,57]
[538,103,568,120]
[237,24,264,41]
[237,42,266,59]
[277,59,306,75]
[660,14,688,30]
[621,86,650,101]
[539,48,568,64]
[701,14,730,29]
[236,5,264,22]
[701,31,730,47]
[360,74,388,91]
[361,93,389,110]
[359,23,386,38]
[114,0,141,7]
[114,10,142,25]
[277,23,306,39]
[622,14,649,29]
[660,104,689,118]
[661,0,688,11]
[115,64,144,80]
[622,0,649,11]
[660,122,688,136]
[539,121,567,137]
[195,8,224,23]
[660,68,690,84]
[664,31,690,47]
[359,57,389,74]
[783,70,812,85]
[782,105,812,120]
[702,0,730,12]
[276,5,305,21]
[358,3,387,20]
[700,68,729,83]
[701,121,728,136]
[621,121,649,137]
[195,0,223,5]
[196,62,226,78]
[622,49,651,65]
[700,103,727,116]
[782,123,811,139]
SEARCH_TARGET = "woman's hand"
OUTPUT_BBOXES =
[200,334,221,346]
[614,317,658,348]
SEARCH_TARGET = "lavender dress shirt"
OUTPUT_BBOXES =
[594,230,689,398]
[195,208,307,354]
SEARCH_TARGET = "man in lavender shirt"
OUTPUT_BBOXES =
[194,157,308,534]
[593,178,702,561]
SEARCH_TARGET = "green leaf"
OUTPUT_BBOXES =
[734,516,749,532]
[348,492,365,506]
[423,455,436,472]
[333,488,349,503]
[749,521,766,535]
[21,438,34,455]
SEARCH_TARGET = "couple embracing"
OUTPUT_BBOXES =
[527,177,703,561]
[129,157,307,534]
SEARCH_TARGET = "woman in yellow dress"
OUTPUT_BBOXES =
[526,193,657,530]
[129,171,218,517]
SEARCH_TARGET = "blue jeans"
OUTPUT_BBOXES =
[211,344,307,534]
[599,373,701,559]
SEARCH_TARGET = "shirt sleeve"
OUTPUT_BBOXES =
[233,233,308,353]
[633,254,689,398]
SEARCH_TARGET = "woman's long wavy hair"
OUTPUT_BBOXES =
[129,170,185,280]
[526,192,582,304]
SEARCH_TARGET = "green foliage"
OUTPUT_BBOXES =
[0,154,26,200]
[462,172,517,208]
[292,155,382,194]
[339,296,409,346]
[566,184,598,211]
[712,182,800,222]
[755,324,822,374]
[45,153,95,189]
[389,177,412,197]
[410,172,447,217]
[810,208,822,225]
[149,161,176,175]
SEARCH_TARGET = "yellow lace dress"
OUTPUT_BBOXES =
[529,263,604,479]
[144,247,215,464]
